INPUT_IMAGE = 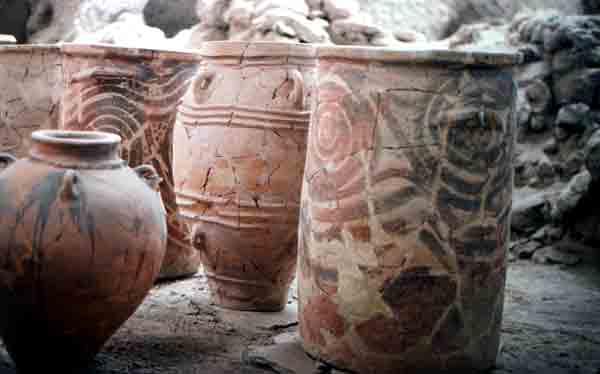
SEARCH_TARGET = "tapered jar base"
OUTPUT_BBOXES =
[205,273,290,312]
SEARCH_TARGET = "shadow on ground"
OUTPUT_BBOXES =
[2,255,600,374]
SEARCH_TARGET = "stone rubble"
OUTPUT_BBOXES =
[450,11,600,264]
[185,0,414,47]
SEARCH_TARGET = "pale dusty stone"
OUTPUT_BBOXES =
[330,14,388,45]
[198,0,232,27]
[186,24,228,48]
[224,0,255,36]
[394,29,427,43]
[254,0,310,17]
[0,34,16,44]
[77,0,149,33]
[27,0,81,43]
[370,31,400,46]
[73,12,170,49]
[253,7,331,43]
[357,0,457,40]
[323,0,360,20]
[446,22,510,49]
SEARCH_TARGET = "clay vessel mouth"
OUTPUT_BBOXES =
[29,130,124,168]
[32,130,121,147]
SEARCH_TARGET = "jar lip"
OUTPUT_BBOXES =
[32,130,121,147]
[60,42,202,62]
[199,41,317,59]
[316,45,523,66]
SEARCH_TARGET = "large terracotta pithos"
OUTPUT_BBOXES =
[174,42,317,311]
[0,130,166,372]
[0,45,63,158]
[298,46,521,373]
[60,43,202,280]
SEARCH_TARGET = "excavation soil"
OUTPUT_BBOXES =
[1,253,600,374]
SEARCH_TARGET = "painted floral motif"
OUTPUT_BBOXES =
[299,56,517,373]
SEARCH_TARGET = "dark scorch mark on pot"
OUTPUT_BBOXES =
[15,171,97,272]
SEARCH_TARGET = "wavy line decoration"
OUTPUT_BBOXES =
[61,51,201,279]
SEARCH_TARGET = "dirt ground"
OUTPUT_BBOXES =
[2,253,600,374]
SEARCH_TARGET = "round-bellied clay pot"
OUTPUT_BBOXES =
[0,44,63,158]
[0,130,167,373]
[59,43,202,280]
[298,46,522,373]
[174,41,317,311]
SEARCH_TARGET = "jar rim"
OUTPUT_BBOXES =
[199,41,318,59]
[316,45,523,66]
[32,130,122,147]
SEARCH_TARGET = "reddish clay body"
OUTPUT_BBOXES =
[0,45,63,158]
[174,42,317,311]
[0,130,166,372]
[298,46,521,373]
[60,43,201,280]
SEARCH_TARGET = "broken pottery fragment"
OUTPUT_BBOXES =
[0,44,63,159]
[0,130,166,373]
[59,43,202,280]
[298,46,521,373]
[174,41,317,311]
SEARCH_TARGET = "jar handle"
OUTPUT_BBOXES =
[289,69,305,110]
[193,70,216,101]
[134,165,162,191]
[0,153,17,171]
[61,170,80,201]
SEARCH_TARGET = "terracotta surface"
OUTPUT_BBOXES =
[0,45,63,159]
[60,43,202,280]
[0,130,166,372]
[298,46,521,373]
[174,41,317,311]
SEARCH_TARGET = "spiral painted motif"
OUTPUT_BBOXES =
[61,52,201,279]
[299,58,517,373]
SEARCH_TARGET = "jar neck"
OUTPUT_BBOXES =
[28,130,124,169]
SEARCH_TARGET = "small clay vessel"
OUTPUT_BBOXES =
[60,43,202,280]
[298,46,521,373]
[174,41,317,311]
[0,44,63,158]
[0,130,167,373]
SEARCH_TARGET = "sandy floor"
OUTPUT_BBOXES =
[2,256,600,374]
